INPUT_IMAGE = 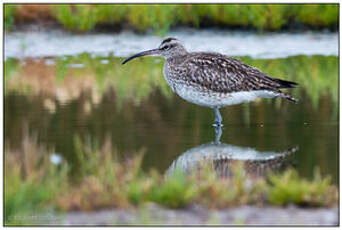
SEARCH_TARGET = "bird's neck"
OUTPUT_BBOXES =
[166,53,188,65]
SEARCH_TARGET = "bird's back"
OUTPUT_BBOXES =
[166,52,297,94]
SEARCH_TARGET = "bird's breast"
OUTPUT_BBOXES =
[163,63,185,92]
[163,64,175,91]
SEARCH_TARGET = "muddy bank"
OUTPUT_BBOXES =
[4,27,338,60]
[48,204,338,225]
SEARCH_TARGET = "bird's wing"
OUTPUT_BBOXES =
[181,53,297,93]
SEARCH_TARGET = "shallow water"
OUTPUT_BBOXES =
[4,28,338,60]
[4,53,338,183]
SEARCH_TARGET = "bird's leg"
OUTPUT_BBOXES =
[213,107,223,127]
[214,125,223,144]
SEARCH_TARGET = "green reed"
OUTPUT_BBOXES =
[5,4,338,33]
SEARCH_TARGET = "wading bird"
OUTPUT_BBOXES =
[122,37,298,126]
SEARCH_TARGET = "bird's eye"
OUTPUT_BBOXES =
[162,45,170,50]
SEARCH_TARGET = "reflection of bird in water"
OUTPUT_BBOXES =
[122,37,298,126]
[166,126,298,178]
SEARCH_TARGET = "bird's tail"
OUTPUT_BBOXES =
[278,91,298,103]
[272,78,298,89]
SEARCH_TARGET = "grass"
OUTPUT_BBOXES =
[54,5,99,32]
[4,133,338,225]
[5,4,338,33]
[148,170,198,208]
[4,4,16,31]
[4,133,69,225]
[268,168,336,206]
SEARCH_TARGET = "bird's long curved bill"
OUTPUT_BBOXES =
[122,48,160,64]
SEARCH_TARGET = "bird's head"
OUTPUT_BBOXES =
[122,37,187,64]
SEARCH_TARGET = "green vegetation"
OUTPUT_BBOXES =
[4,5,16,31]
[4,134,69,225]
[148,170,197,208]
[5,133,338,225]
[3,57,19,89]
[268,169,336,206]
[54,5,100,32]
[5,55,338,111]
[5,4,338,33]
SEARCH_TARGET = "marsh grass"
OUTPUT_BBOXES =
[268,168,336,206]
[148,170,198,208]
[5,132,338,225]
[4,132,69,225]
[5,4,338,33]
[4,5,16,31]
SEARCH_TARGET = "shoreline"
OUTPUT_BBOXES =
[16,204,338,225]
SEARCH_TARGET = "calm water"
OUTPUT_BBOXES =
[4,54,338,183]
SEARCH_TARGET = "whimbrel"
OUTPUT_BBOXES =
[122,37,298,126]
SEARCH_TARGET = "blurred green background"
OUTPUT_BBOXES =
[5,4,338,33]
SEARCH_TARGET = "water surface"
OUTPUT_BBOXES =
[5,54,338,183]
[5,28,338,60]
